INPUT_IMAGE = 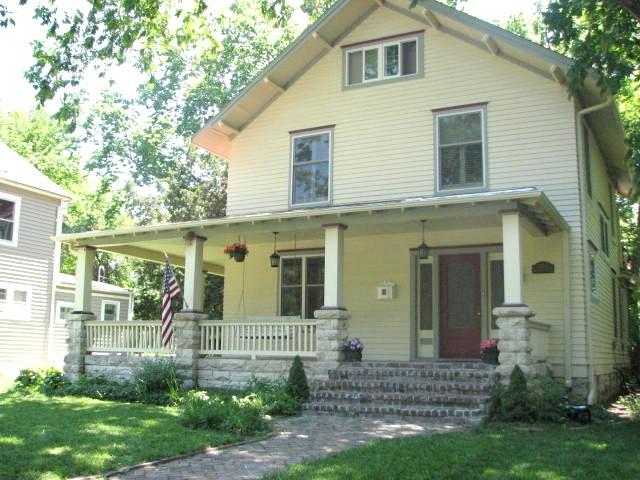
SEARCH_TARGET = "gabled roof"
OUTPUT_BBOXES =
[192,0,627,181]
[0,142,71,201]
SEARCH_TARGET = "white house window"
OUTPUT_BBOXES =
[589,252,598,300]
[0,192,20,246]
[280,255,324,319]
[101,300,120,321]
[345,35,420,87]
[291,130,331,206]
[599,210,610,256]
[56,301,74,324]
[0,284,31,319]
[436,108,486,192]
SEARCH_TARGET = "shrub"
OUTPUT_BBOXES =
[247,377,301,416]
[12,369,43,392]
[133,358,180,404]
[60,375,139,403]
[286,355,309,402]
[621,393,640,419]
[40,368,68,395]
[224,394,268,435]
[528,376,566,422]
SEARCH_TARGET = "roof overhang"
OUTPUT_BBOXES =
[54,188,568,275]
[0,178,71,202]
[192,0,629,186]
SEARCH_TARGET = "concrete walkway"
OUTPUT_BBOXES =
[111,415,465,480]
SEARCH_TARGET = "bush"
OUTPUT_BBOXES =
[286,355,309,402]
[490,366,566,423]
[40,368,68,395]
[224,394,268,435]
[60,375,139,403]
[12,369,43,392]
[247,377,301,416]
[133,358,180,404]
[621,393,640,419]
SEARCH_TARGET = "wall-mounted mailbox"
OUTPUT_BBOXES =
[377,282,396,300]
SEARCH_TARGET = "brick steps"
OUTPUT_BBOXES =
[306,361,496,421]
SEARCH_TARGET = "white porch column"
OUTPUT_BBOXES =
[322,223,346,309]
[501,211,523,304]
[74,246,96,312]
[183,232,207,312]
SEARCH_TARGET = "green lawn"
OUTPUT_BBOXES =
[0,392,245,480]
[267,421,640,480]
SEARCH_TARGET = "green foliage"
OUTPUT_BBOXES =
[490,367,566,423]
[133,358,180,404]
[60,375,140,403]
[286,355,310,402]
[247,377,302,416]
[620,392,640,418]
[11,368,43,392]
[40,368,69,396]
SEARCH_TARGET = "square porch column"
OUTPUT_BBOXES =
[64,246,97,381]
[175,232,207,388]
[315,224,350,370]
[494,211,534,379]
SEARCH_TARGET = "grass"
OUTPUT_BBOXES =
[0,392,247,480]
[267,421,640,480]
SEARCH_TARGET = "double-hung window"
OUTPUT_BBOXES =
[436,108,486,192]
[280,255,324,319]
[346,35,419,87]
[0,284,31,319]
[291,129,332,206]
[599,209,610,256]
[56,300,74,324]
[0,192,20,247]
[101,300,120,321]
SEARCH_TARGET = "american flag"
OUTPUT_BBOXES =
[161,259,181,346]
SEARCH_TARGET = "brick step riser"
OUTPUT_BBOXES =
[310,392,489,407]
[328,371,495,382]
[303,403,484,418]
[352,362,495,371]
[312,381,492,394]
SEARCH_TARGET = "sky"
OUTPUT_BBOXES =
[0,0,544,114]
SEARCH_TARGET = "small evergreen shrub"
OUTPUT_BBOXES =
[528,376,566,422]
[133,358,180,404]
[286,355,309,402]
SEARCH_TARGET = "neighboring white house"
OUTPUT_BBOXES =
[57,0,634,408]
[0,142,133,378]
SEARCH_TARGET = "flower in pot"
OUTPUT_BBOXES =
[224,242,249,262]
[480,338,499,364]
[342,337,364,362]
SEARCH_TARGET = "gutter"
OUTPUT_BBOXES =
[576,96,614,404]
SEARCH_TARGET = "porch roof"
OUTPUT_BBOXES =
[54,188,568,275]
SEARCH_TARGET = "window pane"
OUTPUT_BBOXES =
[0,199,14,221]
[401,40,417,75]
[281,286,302,317]
[0,288,6,301]
[306,286,324,318]
[306,257,325,285]
[13,290,27,303]
[281,258,302,286]
[446,261,476,329]
[348,51,363,85]
[0,219,13,241]
[439,112,482,145]
[440,146,462,188]
[364,48,378,80]
[384,44,399,76]
[419,264,433,330]
[440,143,483,189]
[490,260,504,329]
[293,163,329,204]
[293,134,329,164]
[59,306,73,321]
[463,143,484,185]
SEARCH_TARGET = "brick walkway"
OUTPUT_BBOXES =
[111,415,465,480]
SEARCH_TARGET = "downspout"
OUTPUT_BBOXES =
[576,96,614,404]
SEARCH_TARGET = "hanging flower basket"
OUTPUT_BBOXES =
[224,243,249,263]
[342,337,364,362]
[480,338,500,364]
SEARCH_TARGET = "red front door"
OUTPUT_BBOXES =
[439,253,482,358]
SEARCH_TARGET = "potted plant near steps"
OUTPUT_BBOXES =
[342,337,364,362]
[224,242,249,262]
[480,338,500,364]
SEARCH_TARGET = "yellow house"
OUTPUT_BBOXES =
[57,0,633,414]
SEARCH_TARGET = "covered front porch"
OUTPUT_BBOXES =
[59,188,569,386]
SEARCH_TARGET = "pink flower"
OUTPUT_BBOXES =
[480,338,499,350]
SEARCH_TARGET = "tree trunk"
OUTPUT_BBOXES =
[615,0,640,21]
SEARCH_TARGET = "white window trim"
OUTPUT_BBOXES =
[599,210,610,257]
[345,36,420,87]
[435,106,488,194]
[289,129,333,208]
[589,252,599,302]
[0,283,32,320]
[278,252,325,320]
[101,299,121,321]
[55,300,74,324]
[0,191,21,248]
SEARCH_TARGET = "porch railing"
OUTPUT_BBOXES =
[199,321,317,358]
[85,321,174,354]
[527,319,551,363]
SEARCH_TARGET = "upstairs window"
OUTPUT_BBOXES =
[345,34,420,87]
[0,192,20,246]
[291,129,332,206]
[436,108,486,192]
[599,210,610,256]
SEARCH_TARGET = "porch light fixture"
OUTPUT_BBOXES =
[270,232,280,268]
[417,220,429,259]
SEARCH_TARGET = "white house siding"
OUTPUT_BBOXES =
[223,225,567,364]
[582,122,627,382]
[0,183,59,376]
[49,289,132,367]
[225,8,583,371]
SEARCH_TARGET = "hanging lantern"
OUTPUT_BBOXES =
[417,220,429,259]
[270,232,280,268]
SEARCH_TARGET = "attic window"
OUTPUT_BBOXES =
[344,32,422,87]
[0,192,20,247]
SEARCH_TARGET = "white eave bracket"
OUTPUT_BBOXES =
[482,34,500,56]
[312,32,332,50]
[549,64,567,84]
[217,121,240,139]
[422,8,440,29]
[263,77,285,94]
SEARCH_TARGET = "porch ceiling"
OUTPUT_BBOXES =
[54,188,568,275]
